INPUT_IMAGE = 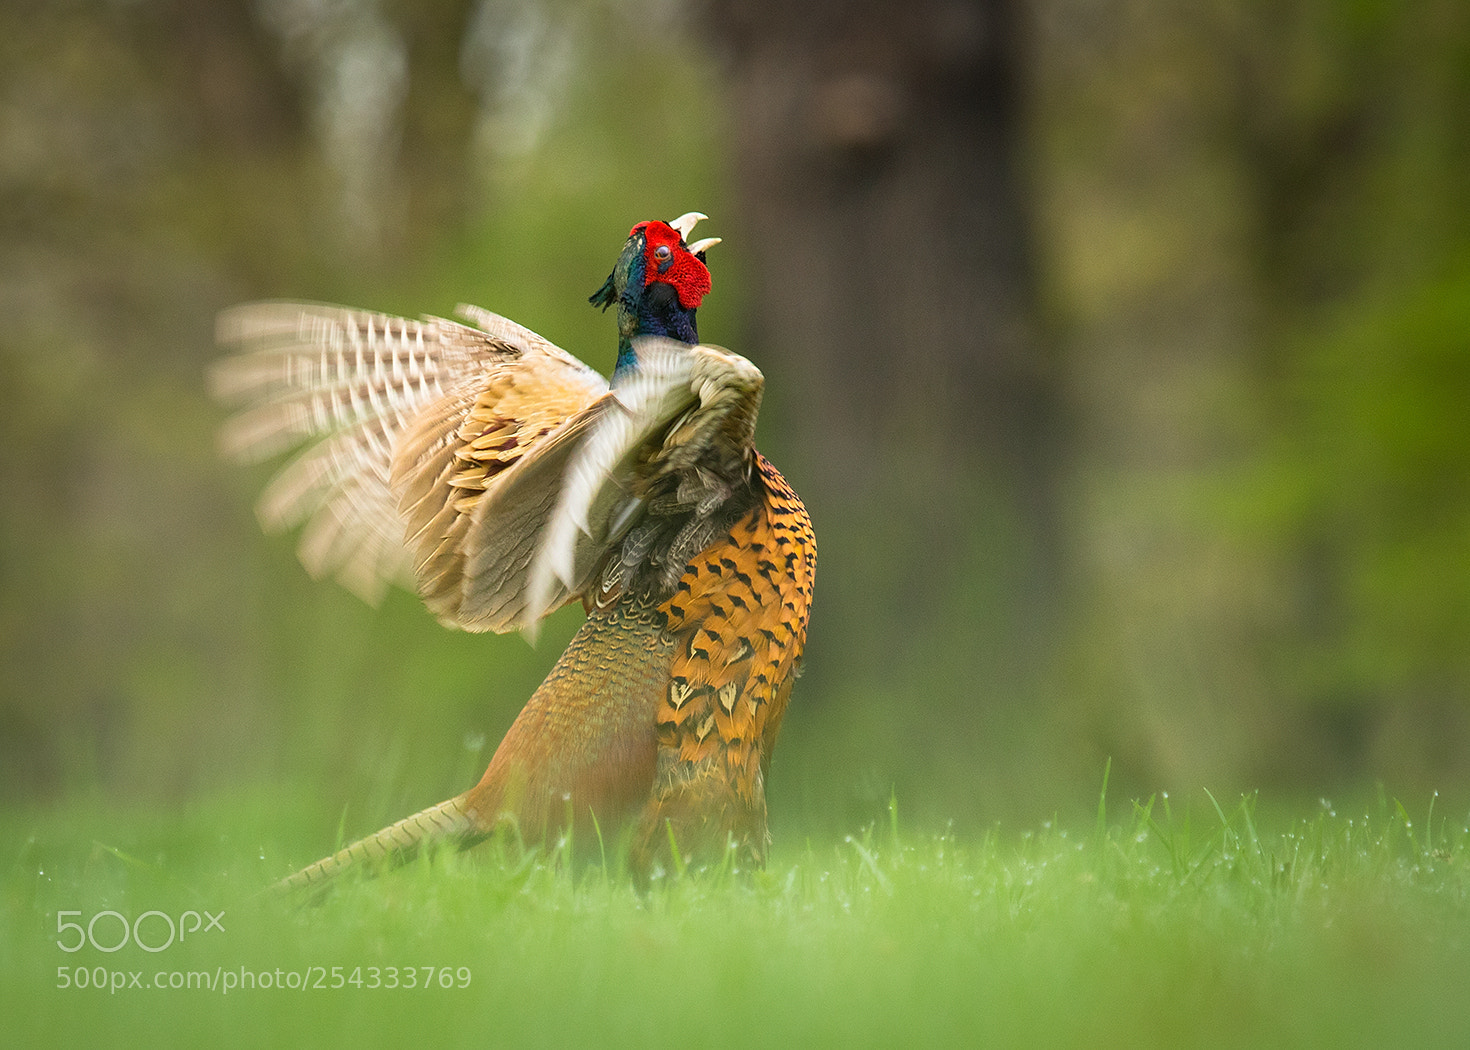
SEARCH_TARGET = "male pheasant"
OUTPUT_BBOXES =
[212,214,815,889]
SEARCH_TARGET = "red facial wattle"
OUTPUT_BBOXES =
[632,220,711,309]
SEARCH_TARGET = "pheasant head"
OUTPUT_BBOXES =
[590,212,720,376]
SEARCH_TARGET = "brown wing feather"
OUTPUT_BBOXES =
[525,338,767,621]
[451,338,746,635]
[389,360,610,631]
[212,301,607,609]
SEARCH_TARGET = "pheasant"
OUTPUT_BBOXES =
[212,214,815,890]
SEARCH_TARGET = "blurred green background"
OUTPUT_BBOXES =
[3,0,1469,846]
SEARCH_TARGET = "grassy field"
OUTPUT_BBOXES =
[4,779,1467,1049]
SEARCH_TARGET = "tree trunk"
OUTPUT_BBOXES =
[702,0,1061,663]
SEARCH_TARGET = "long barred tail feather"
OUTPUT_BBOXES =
[272,793,481,897]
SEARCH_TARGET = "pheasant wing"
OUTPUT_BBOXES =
[520,336,766,631]
[212,302,606,606]
[390,346,613,632]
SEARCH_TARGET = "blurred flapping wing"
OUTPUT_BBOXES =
[212,302,606,612]
[214,307,763,639]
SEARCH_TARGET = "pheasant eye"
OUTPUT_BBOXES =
[654,244,673,262]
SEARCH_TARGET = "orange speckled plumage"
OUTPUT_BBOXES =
[635,453,815,868]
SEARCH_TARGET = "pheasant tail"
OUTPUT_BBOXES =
[272,795,479,896]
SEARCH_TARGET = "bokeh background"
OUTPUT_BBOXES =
[3,0,1469,845]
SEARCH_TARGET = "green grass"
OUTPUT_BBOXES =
[3,783,1468,1049]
